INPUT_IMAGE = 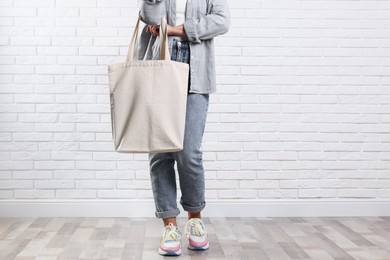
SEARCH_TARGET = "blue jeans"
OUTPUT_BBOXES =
[148,37,210,219]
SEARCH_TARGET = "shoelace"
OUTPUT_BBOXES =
[161,223,182,243]
[184,218,206,238]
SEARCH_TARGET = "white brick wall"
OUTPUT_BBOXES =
[1,0,390,204]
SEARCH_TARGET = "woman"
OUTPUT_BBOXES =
[139,0,230,256]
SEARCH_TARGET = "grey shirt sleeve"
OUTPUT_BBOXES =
[139,0,165,25]
[183,0,231,44]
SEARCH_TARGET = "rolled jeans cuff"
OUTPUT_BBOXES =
[180,200,206,213]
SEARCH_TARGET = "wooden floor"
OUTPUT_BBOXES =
[0,217,390,259]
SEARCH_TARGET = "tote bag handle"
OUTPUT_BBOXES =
[126,14,170,62]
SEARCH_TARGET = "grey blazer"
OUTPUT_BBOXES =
[138,0,231,94]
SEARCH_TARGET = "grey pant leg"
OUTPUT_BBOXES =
[149,152,180,218]
[172,93,210,213]
[148,38,209,219]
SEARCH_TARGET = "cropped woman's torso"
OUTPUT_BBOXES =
[175,0,186,25]
[172,0,187,41]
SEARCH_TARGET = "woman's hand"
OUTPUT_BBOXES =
[146,25,161,36]
[146,24,187,39]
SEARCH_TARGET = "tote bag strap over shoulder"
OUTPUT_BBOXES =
[126,15,170,62]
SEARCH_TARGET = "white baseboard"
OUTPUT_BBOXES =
[0,199,389,217]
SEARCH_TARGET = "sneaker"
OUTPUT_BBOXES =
[184,218,209,250]
[158,222,183,256]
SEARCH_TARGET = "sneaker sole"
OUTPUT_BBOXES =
[188,240,209,250]
[159,247,182,256]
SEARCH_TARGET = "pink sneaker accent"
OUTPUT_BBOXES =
[189,237,209,248]
[160,243,181,252]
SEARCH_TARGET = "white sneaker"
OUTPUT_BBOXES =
[184,218,209,250]
[158,223,183,256]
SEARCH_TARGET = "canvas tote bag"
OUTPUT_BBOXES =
[108,15,190,153]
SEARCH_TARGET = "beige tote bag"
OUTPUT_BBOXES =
[108,15,190,153]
